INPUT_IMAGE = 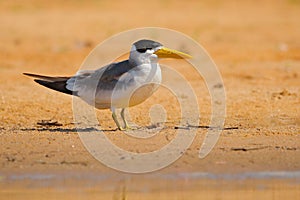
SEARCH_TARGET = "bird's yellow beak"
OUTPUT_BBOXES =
[154,47,192,59]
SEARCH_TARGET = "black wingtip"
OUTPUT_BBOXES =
[34,79,76,96]
[23,72,30,76]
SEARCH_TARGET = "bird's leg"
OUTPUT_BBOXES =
[121,108,131,130]
[111,108,124,131]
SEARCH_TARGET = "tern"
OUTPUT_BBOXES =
[24,39,192,130]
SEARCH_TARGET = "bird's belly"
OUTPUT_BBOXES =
[94,82,160,109]
[127,83,160,107]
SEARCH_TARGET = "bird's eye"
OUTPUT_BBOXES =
[137,48,151,53]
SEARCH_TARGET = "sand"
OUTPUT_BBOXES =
[0,0,299,199]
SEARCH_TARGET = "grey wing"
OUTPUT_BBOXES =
[97,60,135,90]
[66,60,135,97]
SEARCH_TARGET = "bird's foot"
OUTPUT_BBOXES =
[117,124,138,131]
[118,127,126,131]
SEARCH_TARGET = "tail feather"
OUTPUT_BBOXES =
[24,73,76,96]
[23,73,70,82]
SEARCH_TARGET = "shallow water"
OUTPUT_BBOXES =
[1,171,299,190]
[1,171,299,200]
[4,171,300,181]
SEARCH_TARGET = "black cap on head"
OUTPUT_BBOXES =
[133,39,163,53]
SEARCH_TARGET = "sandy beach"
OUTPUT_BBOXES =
[0,0,299,199]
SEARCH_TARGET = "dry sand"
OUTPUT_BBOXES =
[0,0,299,199]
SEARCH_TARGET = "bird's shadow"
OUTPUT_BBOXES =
[20,124,239,133]
[20,127,117,133]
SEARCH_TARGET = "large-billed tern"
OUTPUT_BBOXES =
[24,39,192,130]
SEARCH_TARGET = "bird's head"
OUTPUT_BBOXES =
[129,39,192,65]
